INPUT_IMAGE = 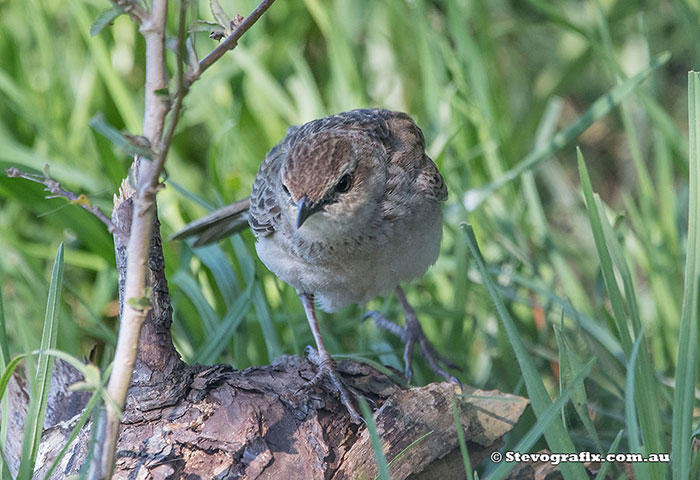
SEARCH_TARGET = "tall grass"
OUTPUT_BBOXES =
[671,71,700,480]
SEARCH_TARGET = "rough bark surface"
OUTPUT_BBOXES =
[4,184,531,479]
[19,357,527,479]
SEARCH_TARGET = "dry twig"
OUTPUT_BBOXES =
[185,0,277,86]
[5,166,127,242]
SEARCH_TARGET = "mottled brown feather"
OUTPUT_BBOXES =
[175,109,446,243]
[249,108,446,236]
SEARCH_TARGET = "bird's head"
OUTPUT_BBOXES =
[279,131,386,237]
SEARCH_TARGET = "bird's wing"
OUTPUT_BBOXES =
[170,198,251,246]
[249,139,287,237]
[382,111,448,202]
[417,155,448,202]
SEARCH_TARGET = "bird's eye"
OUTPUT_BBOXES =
[336,174,352,193]
[282,183,290,196]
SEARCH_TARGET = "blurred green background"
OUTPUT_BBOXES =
[0,0,697,475]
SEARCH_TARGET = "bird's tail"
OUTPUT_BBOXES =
[170,198,251,246]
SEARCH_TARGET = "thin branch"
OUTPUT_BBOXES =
[5,166,127,242]
[185,0,277,87]
[139,1,169,148]
[155,0,188,174]
[110,0,148,25]
[90,0,171,477]
[90,0,276,477]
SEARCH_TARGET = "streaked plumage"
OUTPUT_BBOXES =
[250,109,446,311]
[174,109,455,422]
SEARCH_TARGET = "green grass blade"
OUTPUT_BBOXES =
[166,179,215,211]
[465,52,670,209]
[625,331,650,480]
[672,71,700,480]
[488,357,596,480]
[578,154,633,352]
[250,284,279,362]
[382,431,433,478]
[192,243,241,306]
[522,97,563,241]
[462,224,588,479]
[360,398,390,480]
[594,429,624,480]
[0,289,8,370]
[40,358,112,480]
[451,395,473,480]
[18,242,64,479]
[579,150,664,476]
[42,389,101,480]
[595,195,643,333]
[172,270,219,335]
[0,353,31,479]
[193,284,253,364]
[690,450,700,480]
[553,327,603,454]
[500,270,623,359]
[231,236,282,359]
[592,0,655,207]
[0,286,9,476]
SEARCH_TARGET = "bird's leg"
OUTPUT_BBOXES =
[299,292,364,424]
[364,285,460,385]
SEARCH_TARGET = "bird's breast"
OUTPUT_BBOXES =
[255,202,443,312]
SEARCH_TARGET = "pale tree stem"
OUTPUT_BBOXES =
[89,0,277,477]
[90,0,170,477]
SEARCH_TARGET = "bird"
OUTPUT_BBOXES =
[173,109,458,422]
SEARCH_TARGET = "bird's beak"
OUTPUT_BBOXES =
[296,195,318,229]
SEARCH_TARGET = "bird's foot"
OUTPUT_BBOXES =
[364,288,460,386]
[302,346,368,424]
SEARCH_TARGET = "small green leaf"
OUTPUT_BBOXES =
[189,20,223,33]
[89,113,153,159]
[209,0,232,34]
[626,331,650,480]
[68,381,93,392]
[83,364,101,386]
[186,37,199,72]
[90,6,125,37]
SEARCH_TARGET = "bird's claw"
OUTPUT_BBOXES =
[366,309,460,386]
[302,346,369,424]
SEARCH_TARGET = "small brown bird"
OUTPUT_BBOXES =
[174,109,457,422]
